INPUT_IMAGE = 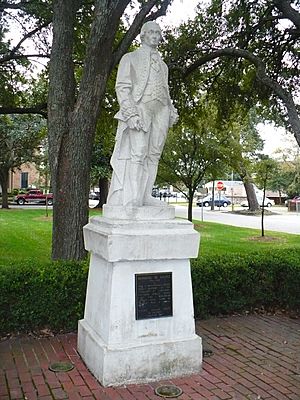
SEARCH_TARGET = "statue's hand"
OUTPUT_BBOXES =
[127,115,145,131]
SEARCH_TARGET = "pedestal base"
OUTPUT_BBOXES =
[78,319,202,386]
[102,204,175,220]
[78,207,202,386]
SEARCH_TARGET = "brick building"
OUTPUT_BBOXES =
[6,163,46,192]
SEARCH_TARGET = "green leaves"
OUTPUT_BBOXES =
[164,0,300,140]
[158,97,233,220]
[0,114,46,172]
[2,250,299,333]
[0,260,88,333]
[192,249,300,318]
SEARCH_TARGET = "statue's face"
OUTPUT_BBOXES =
[142,25,162,48]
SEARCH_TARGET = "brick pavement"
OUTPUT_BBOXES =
[0,315,299,400]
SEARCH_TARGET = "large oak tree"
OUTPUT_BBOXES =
[47,0,172,260]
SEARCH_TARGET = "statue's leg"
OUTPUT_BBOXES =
[128,129,147,207]
[128,161,144,206]
[143,105,170,206]
[143,162,167,206]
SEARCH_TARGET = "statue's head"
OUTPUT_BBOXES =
[140,21,162,47]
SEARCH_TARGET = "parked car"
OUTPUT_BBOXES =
[161,191,176,198]
[14,189,53,205]
[240,196,275,208]
[152,189,177,198]
[285,196,300,207]
[196,195,231,207]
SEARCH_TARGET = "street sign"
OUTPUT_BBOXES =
[216,181,224,190]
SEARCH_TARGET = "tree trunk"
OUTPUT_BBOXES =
[48,0,82,260]
[187,190,194,222]
[239,168,260,211]
[50,120,95,259]
[48,1,125,260]
[243,180,260,211]
[98,177,109,208]
[278,189,282,205]
[0,169,9,209]
[261,184,266,237]
[238,164,260,211]
[211,180,215,210]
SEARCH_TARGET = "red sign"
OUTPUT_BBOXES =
[216,181,224,190]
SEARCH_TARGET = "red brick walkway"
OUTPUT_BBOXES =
[0,315,299,400]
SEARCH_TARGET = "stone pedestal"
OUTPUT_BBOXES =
[78,205,202,386]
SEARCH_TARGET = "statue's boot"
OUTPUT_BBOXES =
[143,163,168,207]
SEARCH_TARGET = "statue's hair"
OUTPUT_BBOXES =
[140,21,162,42]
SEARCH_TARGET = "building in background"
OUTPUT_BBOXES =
[3,163,46,193]
[203,180,286,205]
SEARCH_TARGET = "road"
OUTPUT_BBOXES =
[175,205,300,235]
[7,202,300,235]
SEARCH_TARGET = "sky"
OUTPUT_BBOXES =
[257,123,297,158]
[160,0,200,25]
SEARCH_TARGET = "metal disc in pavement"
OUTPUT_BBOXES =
[49,361,74,372]
[155,385,183,398]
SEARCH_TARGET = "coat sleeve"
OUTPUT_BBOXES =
[115,53,138,120]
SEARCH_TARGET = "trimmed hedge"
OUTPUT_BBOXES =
[0,249,299,334]
[191,249,300,318]
[0,261,88,334]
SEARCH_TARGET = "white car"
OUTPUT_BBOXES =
[241,196,275,208]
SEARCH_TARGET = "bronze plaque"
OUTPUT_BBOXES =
[135,272,173,320]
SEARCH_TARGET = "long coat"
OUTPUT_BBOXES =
[107,46,174,206]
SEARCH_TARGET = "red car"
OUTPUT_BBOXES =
[14,189,53,205]
[285,196,300,207]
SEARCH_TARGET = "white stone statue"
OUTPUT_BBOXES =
[106,21,178,208]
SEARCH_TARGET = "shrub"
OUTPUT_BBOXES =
[0,261,88,334]
[191,249,300,318]
[1,249,300,334]
[11,189,20,196]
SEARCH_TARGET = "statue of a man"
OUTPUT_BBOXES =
[106,21,178,207]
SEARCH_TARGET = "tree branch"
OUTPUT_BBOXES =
[0,1,32,11]
[112,0,172,68]
[273,0,300,30]
[0,104,47,118]
[144,0,172,22]
[0,53,50,63]
[184,47,300,147]
[8,21,51,57]
[0,18,51,64]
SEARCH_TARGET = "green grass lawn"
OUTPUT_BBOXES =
[194,220,300,256]
[1,208,299,264]
[0,208,102,264]
[0,209,53,264]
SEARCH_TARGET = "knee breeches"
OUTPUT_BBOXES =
[129,102,170,164]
